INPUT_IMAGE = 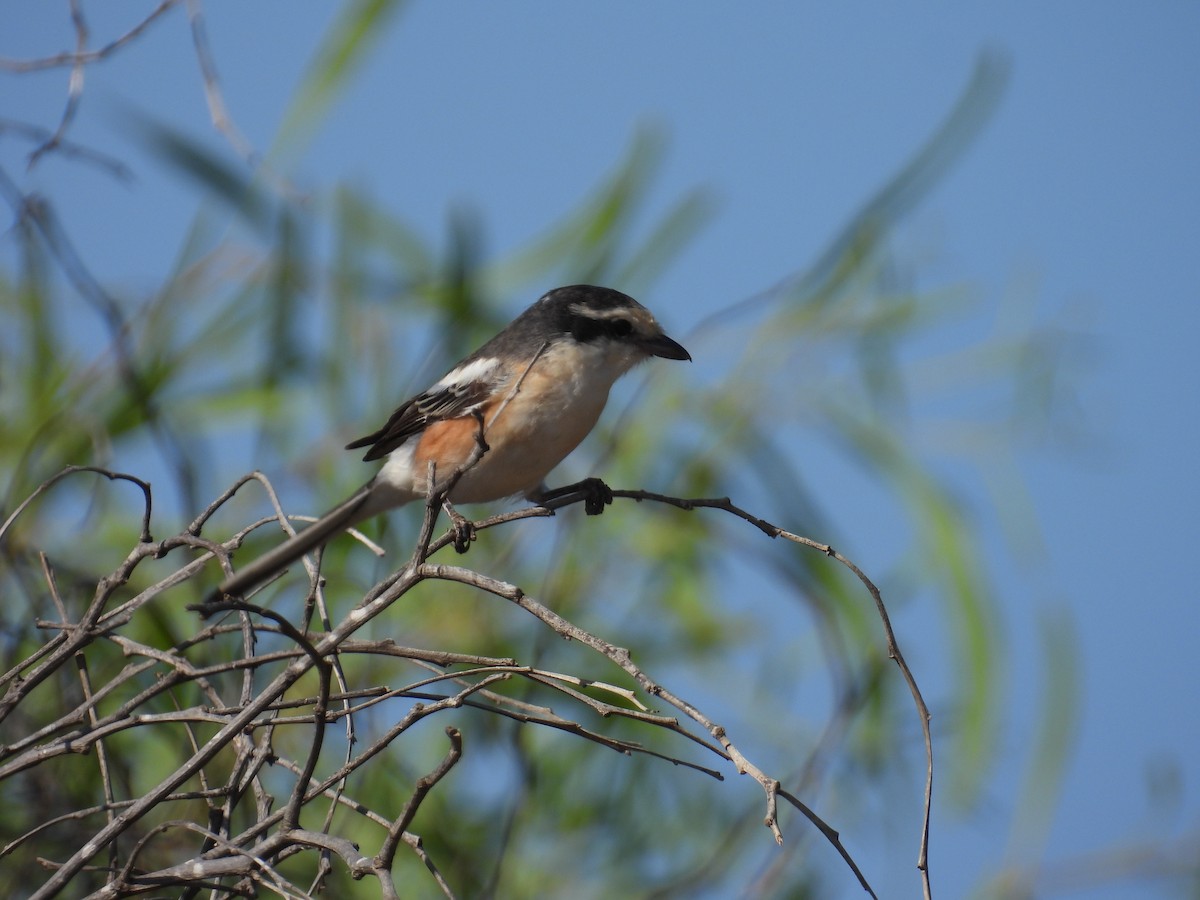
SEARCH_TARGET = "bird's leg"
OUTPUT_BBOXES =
[427,413,489,554]
[441,496,476,553]
[530,478,614,515]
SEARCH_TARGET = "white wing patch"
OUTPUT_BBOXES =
[434,357,500,393]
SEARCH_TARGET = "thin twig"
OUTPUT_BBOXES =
[449,486,933,894]
[377,727,463,868]
[0,1,180,72]
[184,0,260,167]
[27,0,88,168]
[0,118,133,180]
[419,561,874,896]
[8,469,911,898]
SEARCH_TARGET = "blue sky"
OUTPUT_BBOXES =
[4,3,1199,896]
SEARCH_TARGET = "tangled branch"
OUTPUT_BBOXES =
[1,466,933,898]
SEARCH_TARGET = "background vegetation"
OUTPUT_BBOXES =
[2,3,1195,897]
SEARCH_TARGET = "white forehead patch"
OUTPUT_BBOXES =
[568,302,658,330]
[569,302,623,320]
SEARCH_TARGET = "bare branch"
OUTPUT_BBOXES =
[7,471,911,897]
[377,727,463,868]
[0,118,133,179]
[418,561,871,890]
[185,0,260,168]
[0,2,180,72]
[26,0,89,168]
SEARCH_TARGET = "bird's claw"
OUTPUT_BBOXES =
[531,477,614,515]
[442,498,476,553]
[578,477,613,516]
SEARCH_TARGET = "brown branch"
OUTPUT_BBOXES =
[29,549,427,897]
[8,467,911,898]
[377,727,464,869]
[450,485,933,895]
[418,561,874,893]
[609,489,934,891]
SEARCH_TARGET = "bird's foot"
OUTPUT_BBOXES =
[534,477,613,516]
[442,498,477,553]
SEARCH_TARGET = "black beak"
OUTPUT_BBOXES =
[643,332,691,361]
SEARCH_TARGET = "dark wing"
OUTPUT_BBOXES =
[345,357,502,461]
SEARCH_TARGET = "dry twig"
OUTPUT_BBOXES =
[0,466,934,898]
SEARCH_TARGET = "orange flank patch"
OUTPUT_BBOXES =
[410,415,485,480]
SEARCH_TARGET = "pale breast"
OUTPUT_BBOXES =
[450,339,638,502]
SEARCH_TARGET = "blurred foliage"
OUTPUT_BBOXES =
[0,7,1104,898]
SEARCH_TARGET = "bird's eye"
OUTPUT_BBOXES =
[611,318,633,337]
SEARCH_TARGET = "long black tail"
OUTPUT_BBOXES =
[212,482,377,601]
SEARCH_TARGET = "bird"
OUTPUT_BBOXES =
[213,284,691,600]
